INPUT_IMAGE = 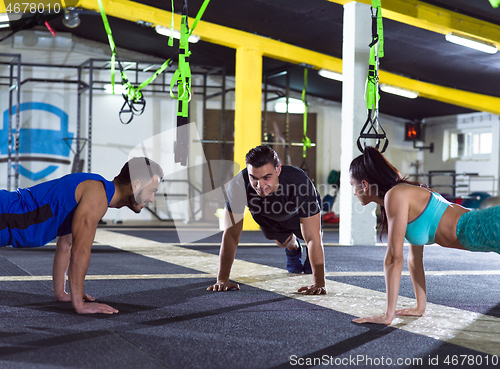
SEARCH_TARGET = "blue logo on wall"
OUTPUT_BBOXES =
[1,102,74,180]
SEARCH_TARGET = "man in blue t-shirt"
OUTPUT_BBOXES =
[0,157,163,314]
[207,145,326,295]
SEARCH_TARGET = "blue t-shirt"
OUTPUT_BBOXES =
[0,173,115,248]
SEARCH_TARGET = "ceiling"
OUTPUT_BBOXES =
[3,0,500,121]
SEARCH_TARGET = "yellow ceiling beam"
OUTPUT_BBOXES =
[328,0,500,114]
[74,0,500,115]
[380,71,500,116]
[75,0,341,73]
[3,0,499,115]
[328,0,500,47]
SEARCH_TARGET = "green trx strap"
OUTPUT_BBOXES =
[490,0,500,8]
[188,0,210,39]
[127,0,177,95]
[97,0,145,124]
[168,0,174,47]
[139,58,175,92]
[366,0,383,113]
[357,0,388,153]
[171,0,210,166]
[301,68,311,173]
[302,68,311,158]
[96,0,118,94]
[171,1,192,166]
[97,0,209,131]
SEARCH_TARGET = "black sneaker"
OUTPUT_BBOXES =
[285,243,303,273]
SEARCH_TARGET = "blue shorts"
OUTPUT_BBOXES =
[456,206,500,253]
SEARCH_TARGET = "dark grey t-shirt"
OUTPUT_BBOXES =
[225,166,321,231]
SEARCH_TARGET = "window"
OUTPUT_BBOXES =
[472,132,492,155]
[449,132,470,159]
[445,128,492,161]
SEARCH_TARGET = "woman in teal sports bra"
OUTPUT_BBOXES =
[348,146,499,326]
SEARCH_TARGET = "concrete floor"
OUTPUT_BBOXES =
[0,227,499,368]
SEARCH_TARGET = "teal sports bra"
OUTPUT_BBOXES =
[405,191,451,246]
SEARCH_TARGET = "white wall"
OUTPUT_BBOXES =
[312,99,420,214]
[0,31,189,222]
[424,112,500,198]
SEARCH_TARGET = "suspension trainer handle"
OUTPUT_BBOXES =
[357,134,389,153]
[357,110,389,153]
[357,0,388,154]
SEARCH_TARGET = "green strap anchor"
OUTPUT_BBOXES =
[300,67,312,174]
[97,0,145,124]
[97,0,210,157]
[357,0,388,153]
[97,0,209,126]
[171,0,210,166]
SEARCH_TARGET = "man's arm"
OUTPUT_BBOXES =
[53,234,96,302]
[67,181,118,314]
[53,235,72,301]
[297,212,326,294]
[207,209,243,292]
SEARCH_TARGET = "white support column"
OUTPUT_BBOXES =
[339,1,377,245]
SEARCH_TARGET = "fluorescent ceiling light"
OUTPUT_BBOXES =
[0,12,22,22]
[445,32,497,54]
[274,97,306,114]
[62,8,80,28]
[318,69,343,81]
[155,25,200,43]
[104,84,125,94]
[380,84,419,99]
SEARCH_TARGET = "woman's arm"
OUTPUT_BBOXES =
[396,244,426,316]
[353,187,408,325]
[382,233,405,322]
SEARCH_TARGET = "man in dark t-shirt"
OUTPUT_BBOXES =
[207,145,326,295]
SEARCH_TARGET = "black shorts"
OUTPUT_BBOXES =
[253,213,322,244]
[261,226,304,244]
[252,213,303,244]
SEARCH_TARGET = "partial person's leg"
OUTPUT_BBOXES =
[291,229,312,274]
[275,234,303,273]
[457,206,500,253]
[275,233,299,250]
